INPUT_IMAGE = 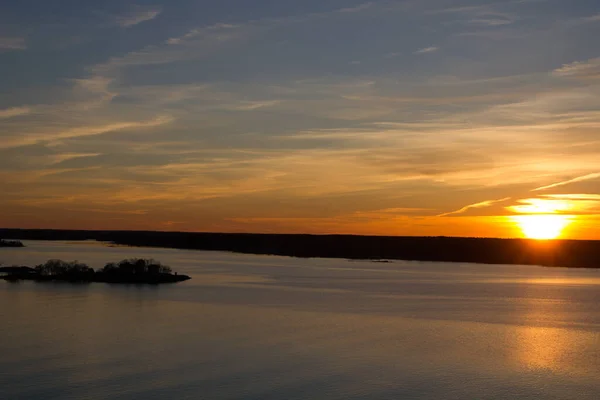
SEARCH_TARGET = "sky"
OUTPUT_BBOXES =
[1,0,600,238]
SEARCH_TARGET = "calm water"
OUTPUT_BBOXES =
[1,241,600,399]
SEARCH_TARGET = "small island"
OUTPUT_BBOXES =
[0,258,190,284]
[0,239,25,248]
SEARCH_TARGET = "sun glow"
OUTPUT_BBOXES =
[512,215,571,240]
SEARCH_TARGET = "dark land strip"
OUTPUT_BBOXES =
[2,229,600,269]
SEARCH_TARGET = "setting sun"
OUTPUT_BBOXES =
[512,215,571,240]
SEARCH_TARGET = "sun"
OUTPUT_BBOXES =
[512,215,570,240]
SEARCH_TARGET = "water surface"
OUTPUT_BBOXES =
[1,241,599,399]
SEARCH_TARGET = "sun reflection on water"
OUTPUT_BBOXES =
[514,325,570,372]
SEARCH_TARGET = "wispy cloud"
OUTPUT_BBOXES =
[0,37,26,51]
[544,194,600,200]
[430,4,494,15]
[69,76,116,109]
[467,17,513,26]
[0,107,31,119]
[1,116,173,149]
[533,173,600,191]
[553,58,600,80]
[415,46,439,54]
[95,2,397,76]
[115,6,162,27]
[89,22,250,75]
[166,23,241,45]
[507,196,600,214]
[51,116,173,141]
[431,1,516,28]
[582,14,600,22]
[338,2,374,13]
[507,198,571,214]
[438,197,511,217]
[164,2,376,47]
[227,100,281,111]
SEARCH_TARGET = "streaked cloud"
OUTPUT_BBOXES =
[438,197,511,217]
[507,196,600,215]
[533,173,600,191]
[115,6,162,27]
[553,58,600,80]
[52,116,172,141]
[227,100,281,111]
[0,107,31,118]
[431,1,517,31]
[582,14,600,22]
[415,46,439,54]
[93,23,250,75]
[466,17,513,26]
[166,23,241,45]
[338,2,374,13]
[69,76,116,109]
[1,116,173,148]
[544,194,600,201]
[507,198,572,214]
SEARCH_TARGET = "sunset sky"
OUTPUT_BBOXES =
[1,0,600,238]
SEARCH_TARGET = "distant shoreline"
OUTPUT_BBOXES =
[2,228,600,269]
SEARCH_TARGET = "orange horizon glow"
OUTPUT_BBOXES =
[2,191,599,240]
[504,194,600,240]
[3,211,597,240]
[511,214,572,240]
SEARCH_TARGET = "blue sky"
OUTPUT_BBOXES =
[1,0,600,237]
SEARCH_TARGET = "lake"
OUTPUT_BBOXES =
[1,240,600,399]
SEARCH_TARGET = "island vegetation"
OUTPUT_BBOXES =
[0,239,24,248]
[0,258,190,284]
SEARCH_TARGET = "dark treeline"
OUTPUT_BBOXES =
[0,258,190,284]
[1,228,600,268]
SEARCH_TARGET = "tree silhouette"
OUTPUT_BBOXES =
[2,258,188,284]
[100,258,172,276]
